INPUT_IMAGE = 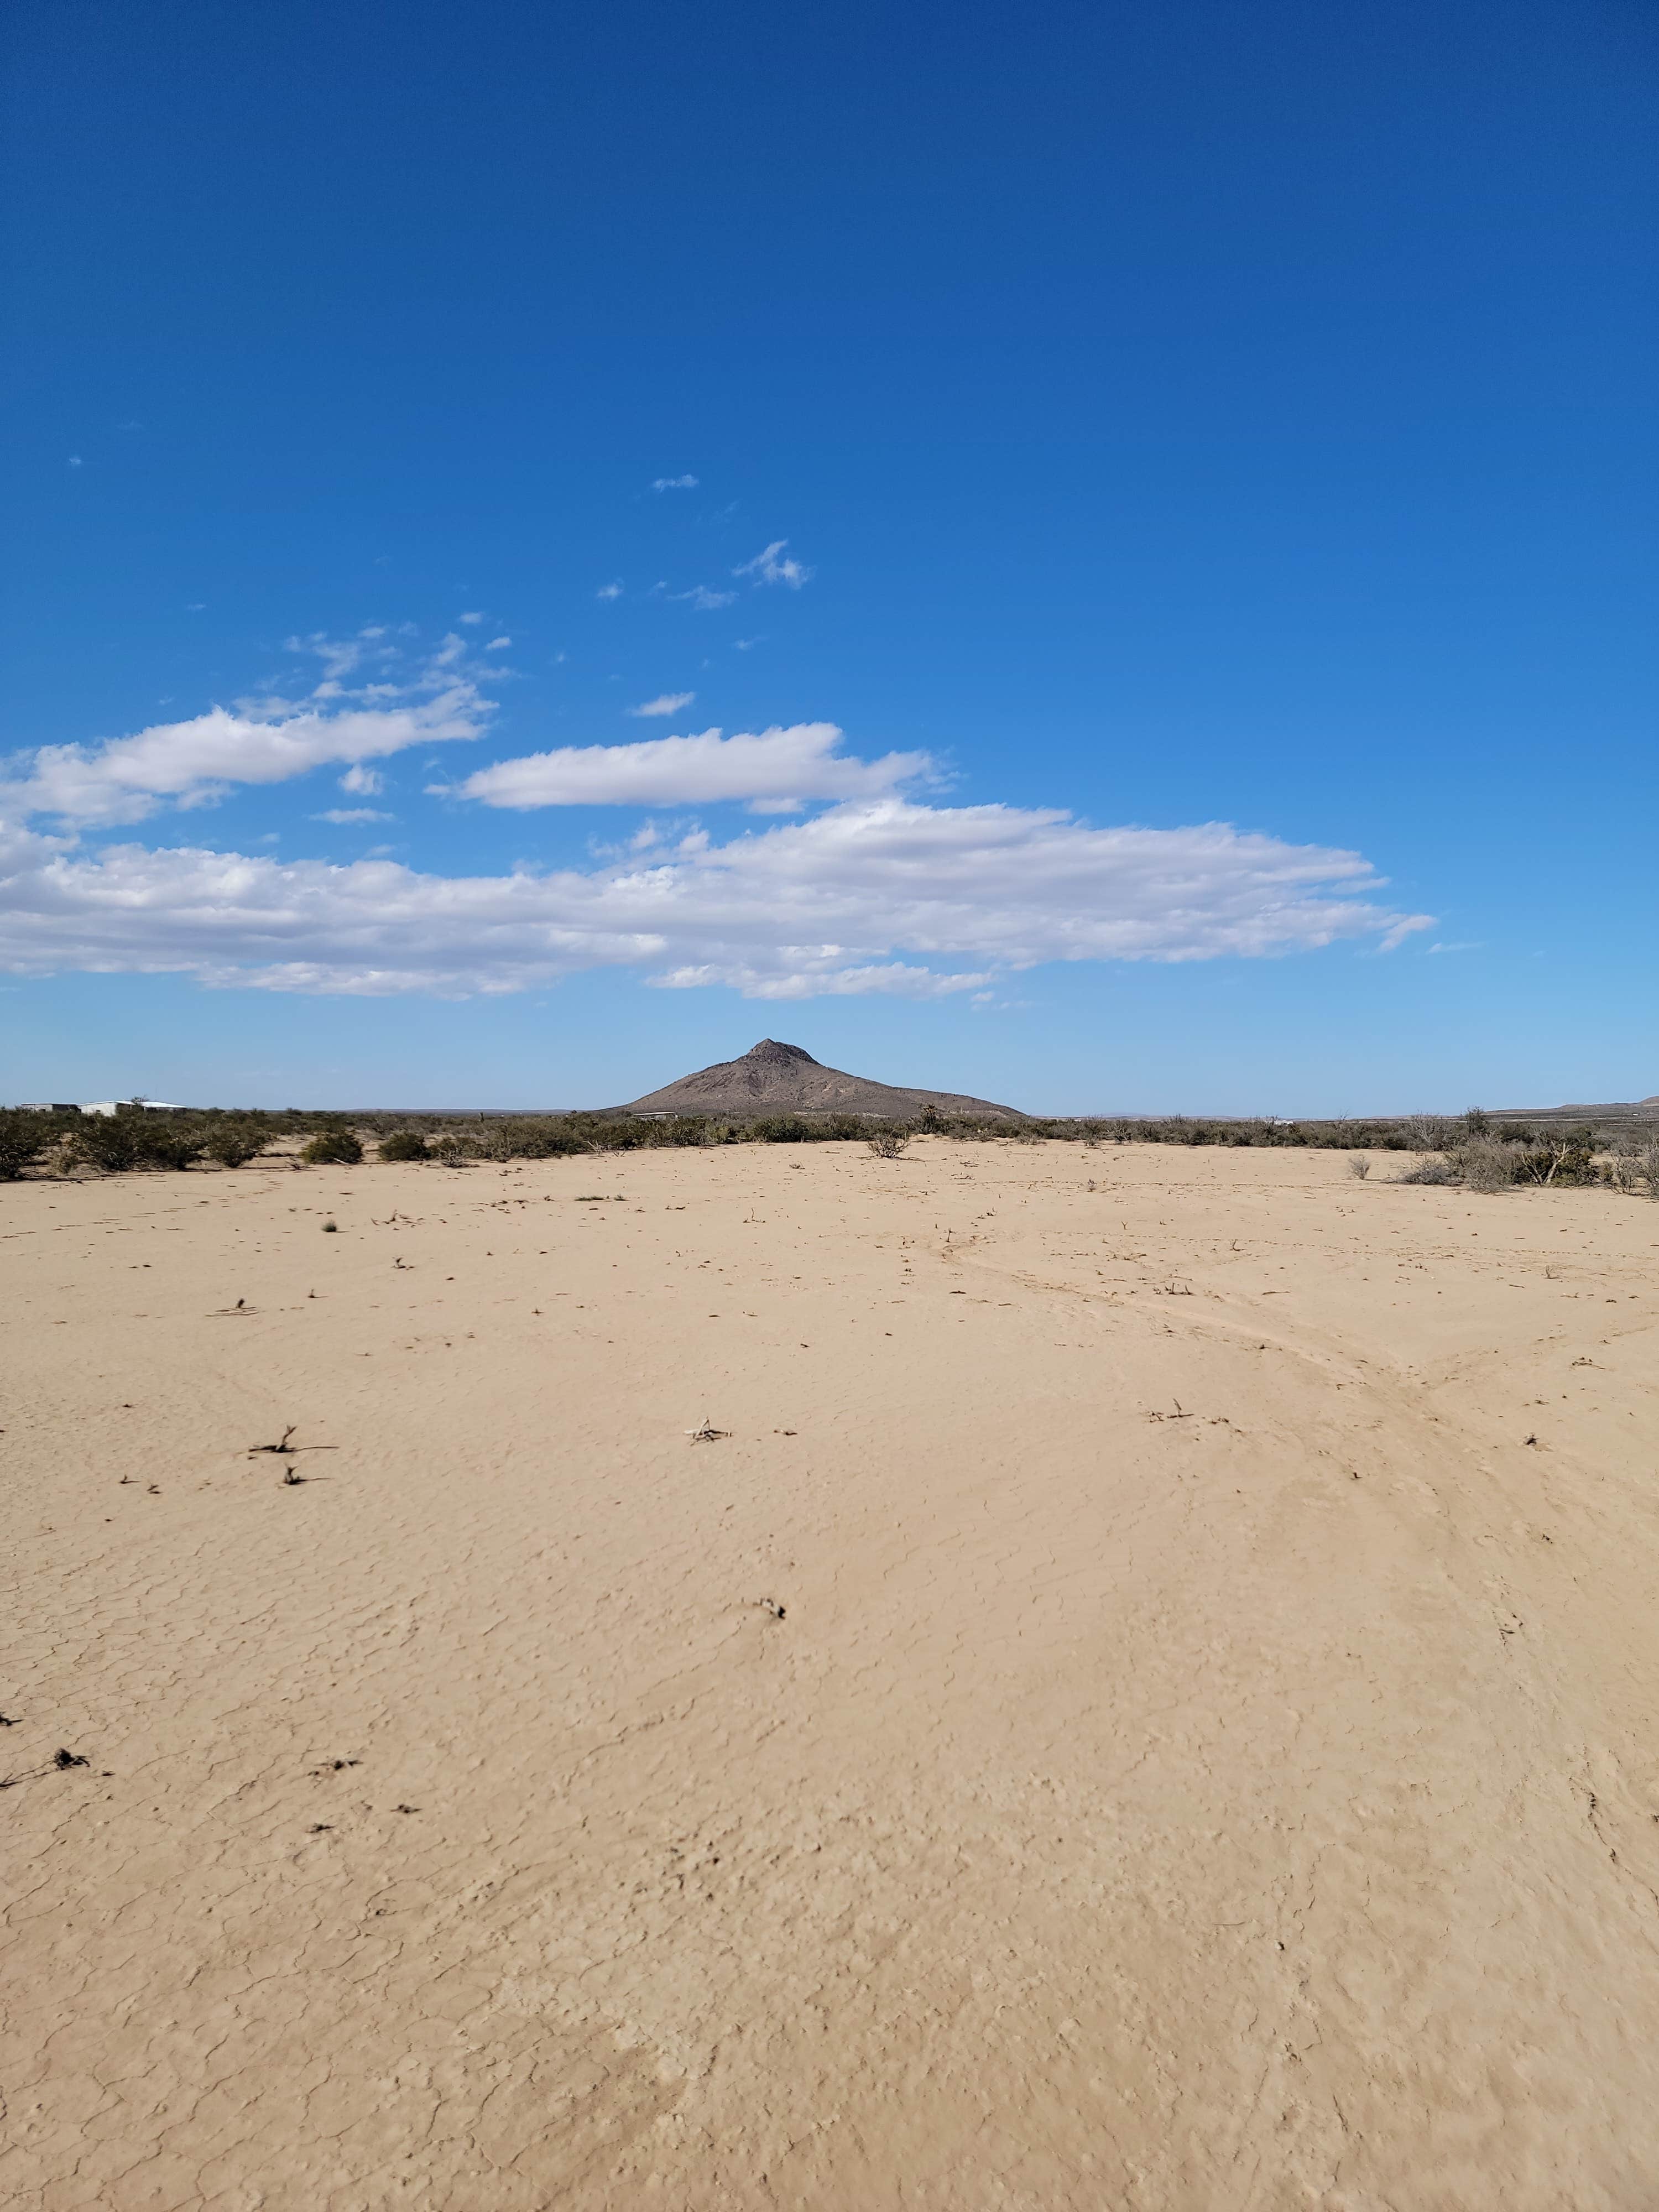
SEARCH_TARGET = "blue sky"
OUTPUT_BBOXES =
[2,0,1653,1112]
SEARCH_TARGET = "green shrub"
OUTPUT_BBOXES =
[133,1124,206,1171]
[0,1109,53,1180]
[753,1115,813,1143]
[499,1121,587,1159]
[202,1121,267,1168]
[300,1129,364,1166]
[69,1116,143,1172]
[377,1130,429,1162]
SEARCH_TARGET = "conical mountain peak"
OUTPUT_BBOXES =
[742,1039,820,1068]
[622,1040,1024,1120]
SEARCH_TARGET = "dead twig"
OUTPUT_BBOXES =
[247,1425,338,1459]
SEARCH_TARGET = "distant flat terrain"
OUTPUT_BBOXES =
[4,1144,1658,2208]
[1489,1094,1659,1131]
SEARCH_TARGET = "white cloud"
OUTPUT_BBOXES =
[0,801,1432,1000]
[485,635,512,651]
[734,540,813,589]
[596,580,624,601]
[652,474,700,491]
[68,456,83,468]
[312,808,392,825]
[340,764,384,796]
[733,637,760,651]
[455,723,930,810]
[627,692,696,720]
[458,612,486,624]
[1,633,494,825]
[670,586,738,611]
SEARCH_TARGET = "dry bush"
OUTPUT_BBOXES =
[1457,1135,1516,1192]
[1404,1114,1458,1151]
[1610,1134,1659,1199]
[1510,1130,1598,1187]
[1392,1156,1459,1185]
[866,1130,910,1159]
[1347,1156,1371,1180]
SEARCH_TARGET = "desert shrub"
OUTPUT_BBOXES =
[506,1121,588,1159]
[867,1130,910,1159]
[430,1130,479,1165]
[752,1115,813,1143]
[68,1115,143,1172]
[377,1130,429,1162]
[1400,1116,1454,1152]
[202,1120,267,1168]
[1456,1135,1515,1192]
[1393,1156,1460,1185]
[0,1109,55,1180]
[300,1129,364,1166]
[1607,1134,1659,1198]
[132,1122,206,1171]
[1510,1129,1598,1187]
[1348,1156,1371,1179]
[467,1123,521,1162]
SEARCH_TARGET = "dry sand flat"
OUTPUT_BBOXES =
[3,1141,1658,2211]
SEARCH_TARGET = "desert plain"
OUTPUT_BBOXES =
[3,1137,1658,2211]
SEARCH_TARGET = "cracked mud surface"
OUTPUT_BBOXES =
[3,1141,1657,2208]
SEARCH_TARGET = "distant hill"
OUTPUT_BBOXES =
[620,1038,1028,1122]
[1488,1094,1659,1131]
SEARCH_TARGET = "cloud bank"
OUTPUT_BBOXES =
[0,801,1430,999]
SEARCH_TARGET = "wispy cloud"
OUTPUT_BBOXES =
[651,474,700,491]
[734,540,813,589]
[484,635,512,651]
[596,580,624,601]
[458,611,486,625]
[312,808,393,825]
[455,723,928,811]
[0,804,1432,1000]
[627,692,696,719]
[0,629,495,824]
[670,586,738,611]
[340,765,384,796]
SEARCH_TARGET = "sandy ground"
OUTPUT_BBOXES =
[4,1139,1658,2211]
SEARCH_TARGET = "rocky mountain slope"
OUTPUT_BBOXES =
[622,1038,1027,1121]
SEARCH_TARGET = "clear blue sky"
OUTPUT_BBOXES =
[3,0,1653,1112]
